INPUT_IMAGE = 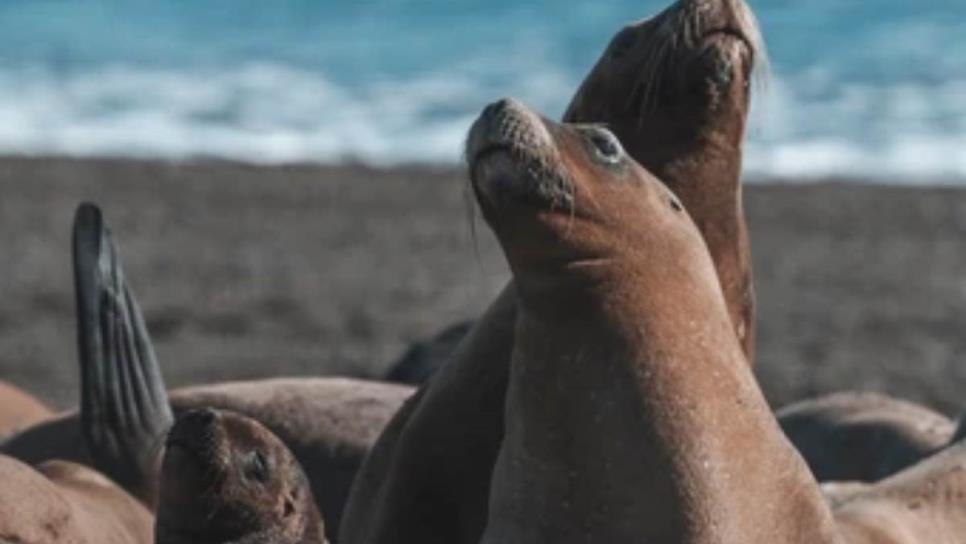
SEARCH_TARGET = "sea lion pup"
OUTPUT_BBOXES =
[2,203,411,540]
[778,392,955,482]
[342,1,764,542]
[156,408,327,544]
[0,380,53,439]
[382,0,764,386]
[471,98,838,543]
[0,455,153,543]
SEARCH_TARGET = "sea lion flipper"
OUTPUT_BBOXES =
[73,202,172,504]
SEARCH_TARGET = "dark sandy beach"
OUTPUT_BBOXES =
[1,156,964,415]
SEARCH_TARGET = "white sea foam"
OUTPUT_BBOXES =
[0,63,964,182]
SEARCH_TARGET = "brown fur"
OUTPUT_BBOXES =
[1,377,411,541]
[470,98,839,544]
[341,2,762,543]
[0,380,53,439]
[0,456,153,543]
[473,98,966,544]
[779,392,955,482]
[155,408,327,544]
[830,441,966,543]
[563,0,762,361]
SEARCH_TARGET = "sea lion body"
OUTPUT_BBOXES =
[779,392,955,482]
[0,380,53,439]
[468,98,838,543]
[0,204,412,542]
[342,2,765,542]
[830,441,966,543]
[0,455,153,544]
[2,377,412,537]
[156,408,327,544]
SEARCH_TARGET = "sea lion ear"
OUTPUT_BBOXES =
[73,202,174,508]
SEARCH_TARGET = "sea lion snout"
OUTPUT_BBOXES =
[466,98,555,163]
[466,98,571,211]
[167,408,219,451]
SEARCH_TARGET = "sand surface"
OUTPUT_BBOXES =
[0,156,964,415]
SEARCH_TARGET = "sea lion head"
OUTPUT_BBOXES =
[467,98,715,315]
[565,0,765,165]
[155,408,325,544]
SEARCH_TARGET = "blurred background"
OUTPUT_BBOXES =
[1,1,965,413]
[1,0,964,179]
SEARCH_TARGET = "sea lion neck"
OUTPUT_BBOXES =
[484,274,840,543]
[562,0,759,363]
[478,101,838,540]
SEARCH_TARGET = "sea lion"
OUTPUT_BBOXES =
[341,1,765,542]
[382,0,763,386]
[778,392,955,482]
[0,455,153,544]
[156,408,327,544]
[2,203,411,541]
[0,380,53,439]
[470,98,966,544]
[469,98,839,543]
[830,440,966,543]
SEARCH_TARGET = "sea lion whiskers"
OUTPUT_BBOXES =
[466,98,575,214]
[626,0,769,125]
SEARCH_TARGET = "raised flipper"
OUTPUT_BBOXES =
[73,202,173,507]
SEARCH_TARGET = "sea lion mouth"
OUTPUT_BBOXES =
[466,99,573,212]
[614,0,766,117]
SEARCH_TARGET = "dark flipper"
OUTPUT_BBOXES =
[73,202,173,507]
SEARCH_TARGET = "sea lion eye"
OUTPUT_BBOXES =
[584,127,623,165]
[246,450,270,483]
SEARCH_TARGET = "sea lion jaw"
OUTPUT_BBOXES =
[466,97,572,214]
[157,409,324,544]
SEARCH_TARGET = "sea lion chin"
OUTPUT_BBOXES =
[155,408,327,544]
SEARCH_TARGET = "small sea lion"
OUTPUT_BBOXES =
[0,380,53,439]
[0,455,153,544]
[343,1,766,542]
[155,408,327,544]
[469,98,838,543]
[779,392,955,482]
[2,203,411,541]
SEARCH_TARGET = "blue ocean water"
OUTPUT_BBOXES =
[0,1,964,180]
